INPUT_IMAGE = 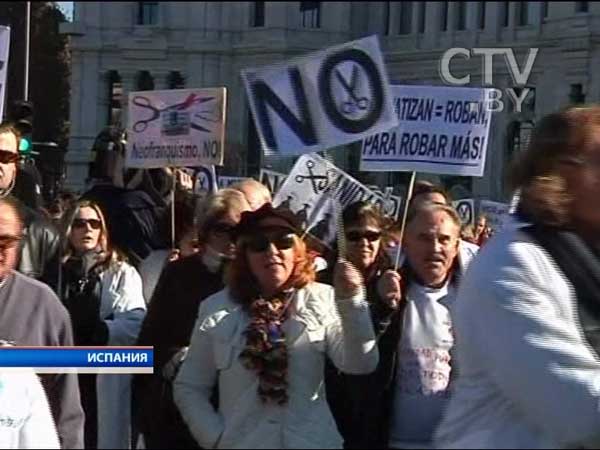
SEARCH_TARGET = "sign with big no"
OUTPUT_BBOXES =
[259,169,288,195]
[242,35,398,156]
[452,199,475,226]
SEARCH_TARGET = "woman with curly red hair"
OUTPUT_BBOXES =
[174,203,379,449]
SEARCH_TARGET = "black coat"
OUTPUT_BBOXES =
[133,254,224,449]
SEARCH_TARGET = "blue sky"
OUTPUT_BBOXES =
[57,2,74,21]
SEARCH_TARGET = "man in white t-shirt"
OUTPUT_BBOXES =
[388,202,462,449]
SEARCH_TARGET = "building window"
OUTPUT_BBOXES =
[399,2,413,35]
[570,84,585,104]
[137,71,155,91]
[542,1,549,19]
[418,2,426,33]
[300,2,320,28]
[252,2,265,27]
[107,71,122,126]
[575,1,589,13]
[384,1,390,35]
[137,2,159,26]
[167,71,185,89]
[501,1,509,27]
[440,2,449,31]
[455,1,467,30]
[517,2,529,26]
[478,1,486,29]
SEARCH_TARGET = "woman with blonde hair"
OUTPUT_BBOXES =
[174,203,379,449]
[134,188,250,449]
[59,199,146,449]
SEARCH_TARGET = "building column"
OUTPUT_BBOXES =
[422,2,440,47]
[119,71,137,130]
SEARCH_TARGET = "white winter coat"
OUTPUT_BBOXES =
[435,226,600,449]
[0,371,59,449]
[174,282,379,449]
[96,262,146,449]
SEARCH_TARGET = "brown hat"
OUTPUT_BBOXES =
[234,203,303,238]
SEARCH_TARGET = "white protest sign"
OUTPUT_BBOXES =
[0,27,10,120]
[367,185,402,220]
[182,165,217,195]
[479,200,510,231]
[259,169,288,195]
[126,88,226,168]
[273,153,393,247]
[361,85,493,176]
[218,176,250,190]
[242,35,397,156]
[452,199,475,226]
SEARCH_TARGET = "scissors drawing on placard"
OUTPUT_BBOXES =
[132,94,216,133]
[335,65,369,115]
[295,160,336,194]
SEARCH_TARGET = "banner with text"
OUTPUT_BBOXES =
[0,27,10,121]
[273,154,398,247]
[242,35,397,156]
[479,200,510,231]
[361,85,493,176]
[217,176,250,190]
[126,88,226,168]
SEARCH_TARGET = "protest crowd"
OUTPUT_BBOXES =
[2,32,600,450]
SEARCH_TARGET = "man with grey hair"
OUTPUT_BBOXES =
[0,196,84,449]
[351,202,463,449]
[230,178,272,211]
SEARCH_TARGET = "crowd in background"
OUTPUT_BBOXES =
[0,105,599,449]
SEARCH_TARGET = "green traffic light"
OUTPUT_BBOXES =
[19,137,32,153]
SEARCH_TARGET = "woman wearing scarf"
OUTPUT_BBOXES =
[59,200,146,449]
[174,203,379,449]
[134,188,250,449]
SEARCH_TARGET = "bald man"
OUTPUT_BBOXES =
[230,179,272,211]
[0,197,84,448]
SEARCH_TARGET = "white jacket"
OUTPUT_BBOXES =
[174,282,379,449]
[96,262,146,449]
[0,371,59,449]
[435,226,600,449]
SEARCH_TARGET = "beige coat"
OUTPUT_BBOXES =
[174,282,379,449]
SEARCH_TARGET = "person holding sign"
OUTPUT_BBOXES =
[436,106,600,449]
[322,201,401,449]
[173,203,378,449]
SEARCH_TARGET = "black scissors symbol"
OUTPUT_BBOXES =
[132,94,216,133]
[295,160,336,194]
[335,65,369,115]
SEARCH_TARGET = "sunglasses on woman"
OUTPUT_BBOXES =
[72,218,102,230]
[346,230,382,242]
[211,222,237,239]
[0,150,20,164]
[245,232,296,253]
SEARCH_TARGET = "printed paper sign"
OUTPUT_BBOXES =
[242,35,397,156]
[452,199,475,226]
[217,176,250,190]
[0,27,10,120]
[361,85,493,176]
[126,88,226,168]
[273,154,395,247]
[182,165,217,195]
[479,200,510,231]
[259,169,288,195]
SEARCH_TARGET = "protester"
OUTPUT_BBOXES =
[81,126,170,267]
[474,213,490,246]
[230,178,272,211]
[322,201,401,449]
[137,191,201,303]
[134,188,250,449]
[59,200,146,449]
[0,122,62,289]
[0,357,60,449]
[0,196,84,449]
[436,106,600,448]
[173,203,378,449]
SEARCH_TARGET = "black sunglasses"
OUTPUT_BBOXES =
[211,222,236,239]
[72,218,102,230]
[244,232,296,253]
[0,150,19,164]
[346,230,382,242]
